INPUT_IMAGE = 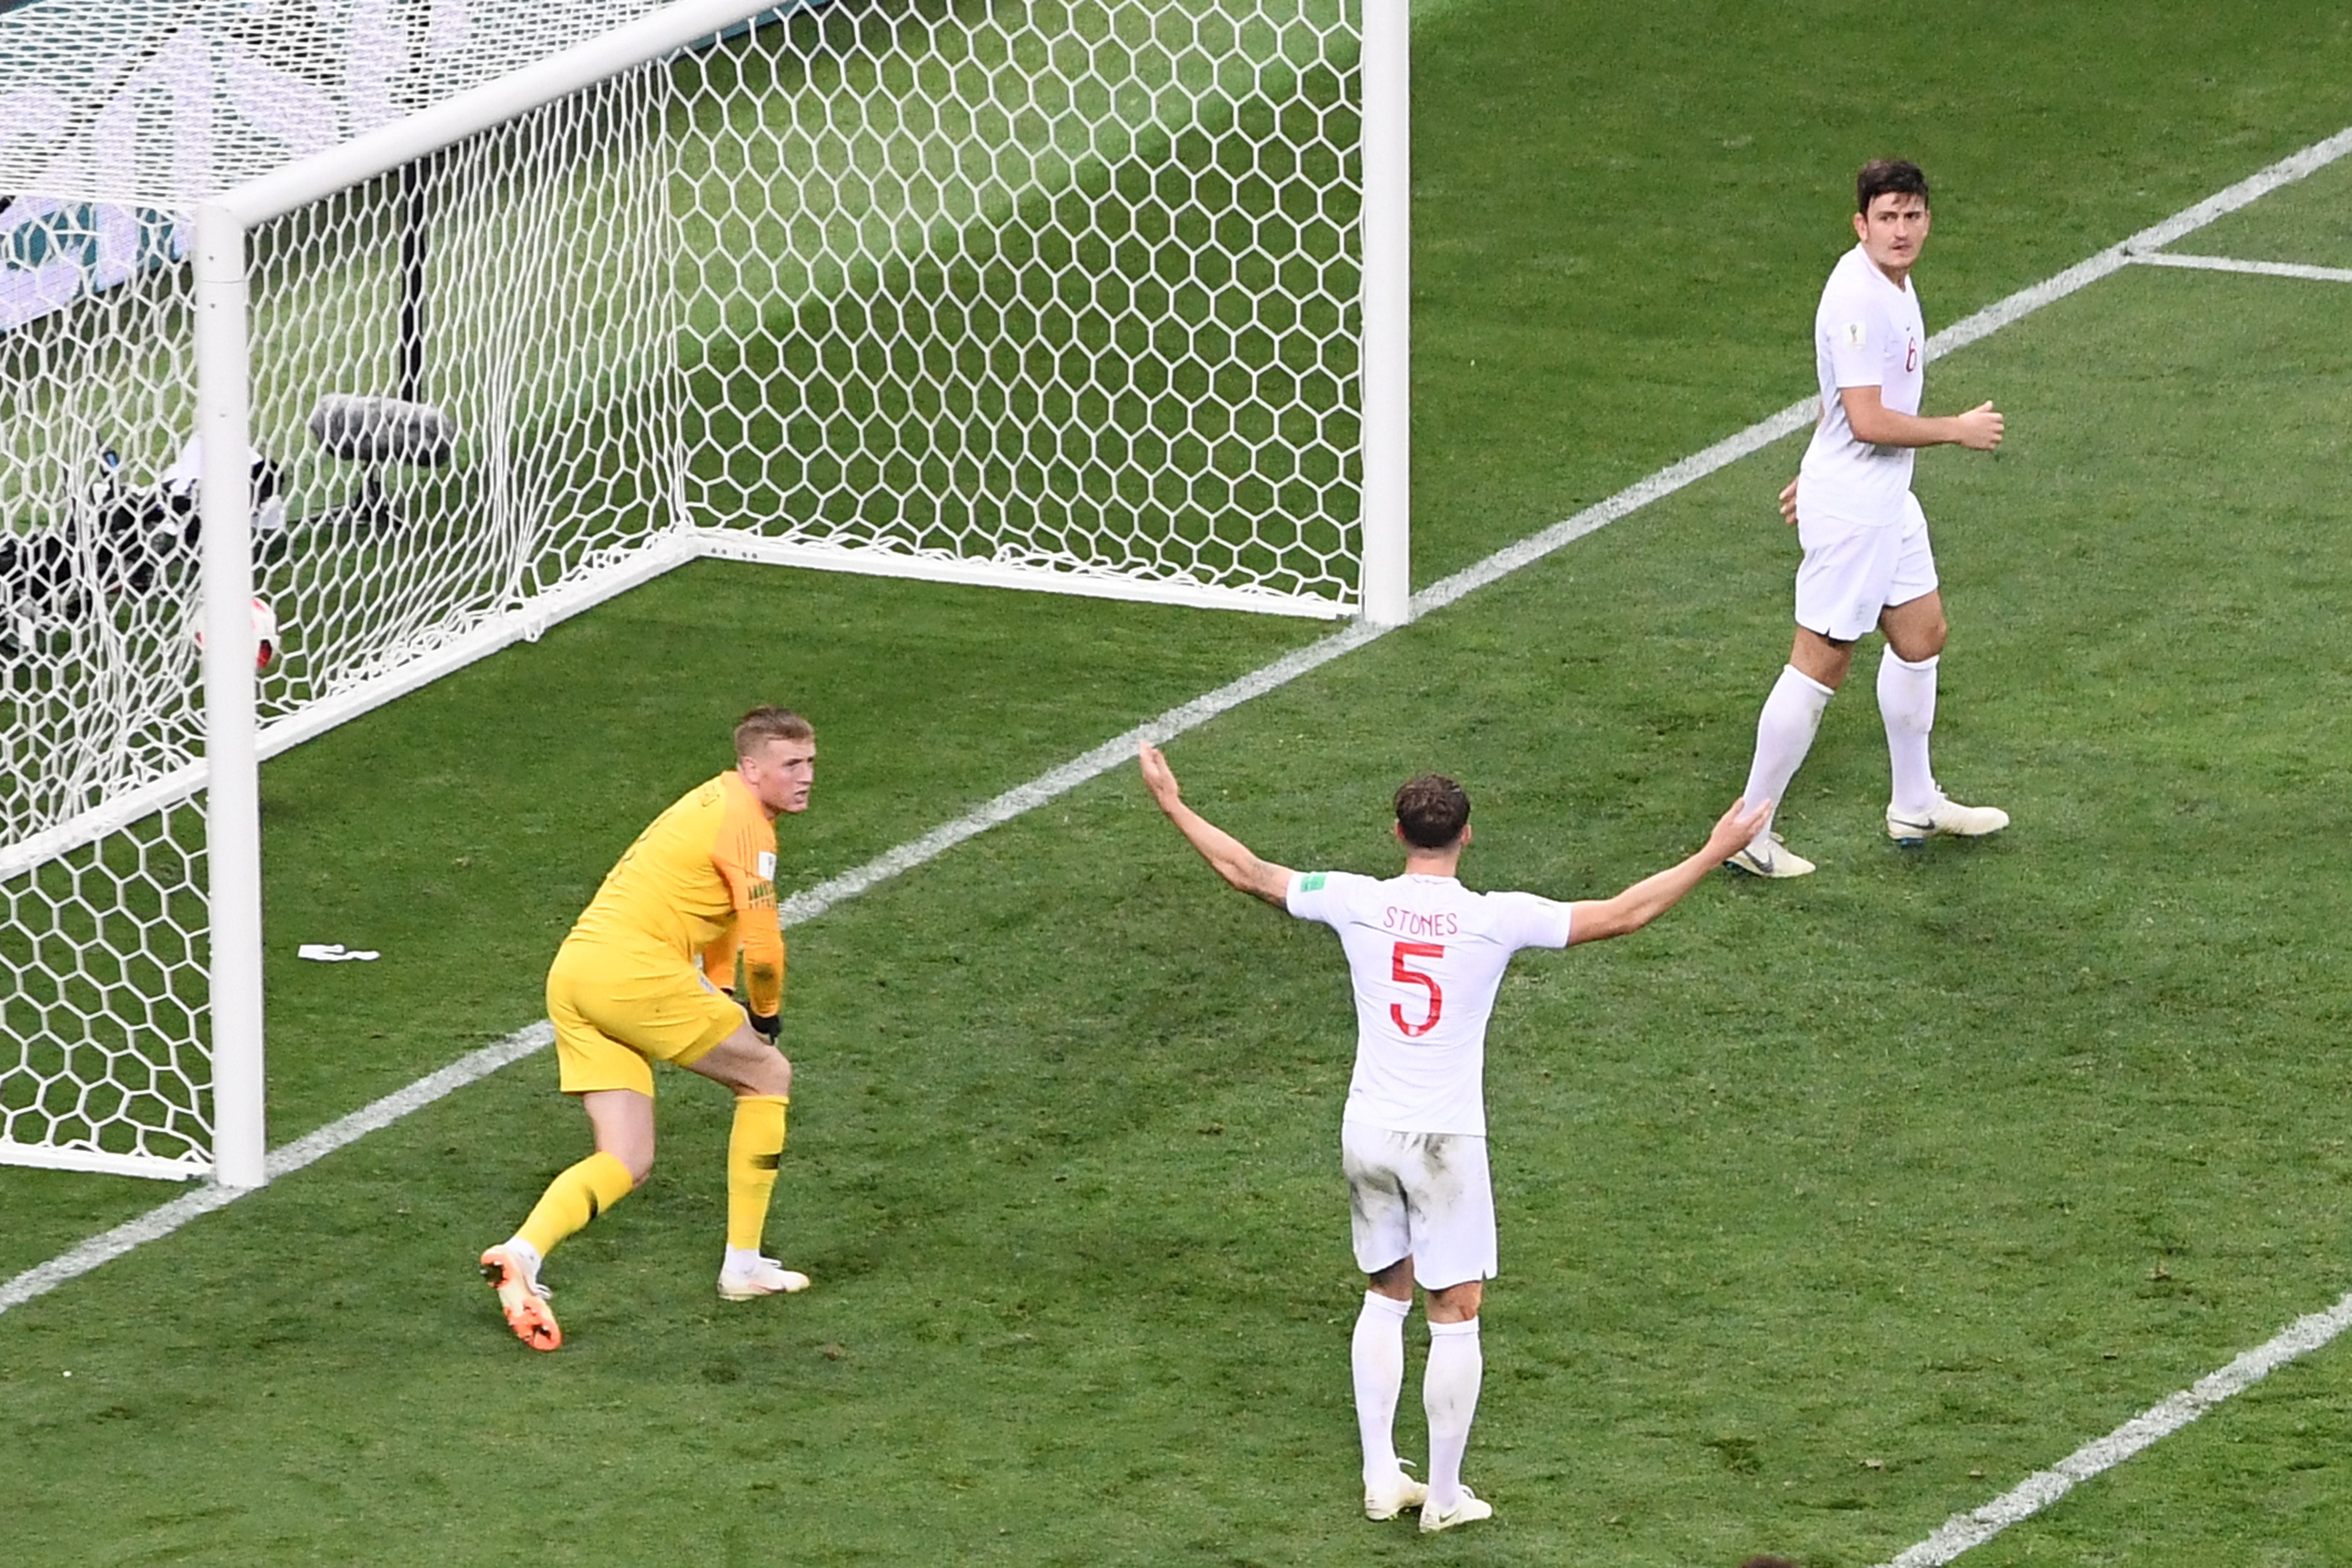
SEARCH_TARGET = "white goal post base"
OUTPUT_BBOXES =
[688,535,1357,621]
[11,526,1349,895]
[0,1139,211,1183]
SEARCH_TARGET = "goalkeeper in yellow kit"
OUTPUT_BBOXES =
[480,706,815,1350]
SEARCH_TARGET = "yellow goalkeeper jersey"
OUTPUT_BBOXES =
[565,770,785,1017]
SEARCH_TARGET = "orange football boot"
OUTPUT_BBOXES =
[480,1244,562,1351]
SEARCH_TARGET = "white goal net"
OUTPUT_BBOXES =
[0,0,1395,1180]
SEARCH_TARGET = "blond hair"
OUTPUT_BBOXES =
[735,705,814,760]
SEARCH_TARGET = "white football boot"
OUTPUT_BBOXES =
[719,1253,812,1301]
[1364,1462,1427,1522]
[1726,831,1816,879]
[1886,796,2010,844]
[1420,1485,1493,1534]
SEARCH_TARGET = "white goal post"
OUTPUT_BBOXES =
[0,0,1408,1184]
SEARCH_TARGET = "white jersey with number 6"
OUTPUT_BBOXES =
[1286,870,1573,1137]
[1799,242,1927,528]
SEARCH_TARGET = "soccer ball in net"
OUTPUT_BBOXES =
[193,596,280,674]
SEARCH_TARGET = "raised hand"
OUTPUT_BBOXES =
[1137,740,1182,813]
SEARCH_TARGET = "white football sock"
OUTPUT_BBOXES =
[1352,1290,1412,1483]
[722,1245,768,1272]
[1877,648,1940,817]
[1423,1317,1484,1511]
[502,1236,542,1277]
[1742,664,1835,846]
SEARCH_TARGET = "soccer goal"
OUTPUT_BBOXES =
[0,0,1408,1183]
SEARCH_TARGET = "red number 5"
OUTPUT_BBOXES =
[1390,942,1445,1037]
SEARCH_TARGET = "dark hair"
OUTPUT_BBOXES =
[735,705,814,758]
[1394,774,1470,849]
[1740,1559,1801,1568]
[1856,158,1930,214]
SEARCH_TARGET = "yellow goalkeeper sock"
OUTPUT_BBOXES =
[726,1094,789,1252]
[517,1150,636,1258]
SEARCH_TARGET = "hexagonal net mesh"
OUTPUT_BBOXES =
[0,62,680,1178]
[0,803,209,1176]
[0,0,1365,1178]
[0,199,218,1176]
[676,2,1361,604]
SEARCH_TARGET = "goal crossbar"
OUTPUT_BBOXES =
[213,0,779,229]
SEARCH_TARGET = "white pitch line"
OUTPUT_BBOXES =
[6,120,2352,1349]
[1881,1290,2352,1566]
[1410,123,2352,618]
[776,623,1386,924]
[2129,250,2352,285]
[0,1024,553,1315]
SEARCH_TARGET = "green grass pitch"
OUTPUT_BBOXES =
[8,2,2352,1563]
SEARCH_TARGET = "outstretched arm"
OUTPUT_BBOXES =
[1137,742,1295,907]
[1566,796,1772,945]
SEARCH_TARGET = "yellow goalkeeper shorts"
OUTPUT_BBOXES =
[545,939,743,1097]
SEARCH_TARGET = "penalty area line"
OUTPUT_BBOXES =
[1879,1290,2352,1566]
[2127,251,2352,286]
[6,120,2352,1333]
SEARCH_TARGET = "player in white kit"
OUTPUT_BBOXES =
[1729,158,2010,879]
[1138,740,1767,1532]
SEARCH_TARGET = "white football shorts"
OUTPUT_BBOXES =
[1793,490,1938,642]
[1340,1120,1497,1290]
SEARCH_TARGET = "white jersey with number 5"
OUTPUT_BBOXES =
[1286,870,1573,1137]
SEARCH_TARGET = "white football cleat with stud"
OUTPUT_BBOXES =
[718,1255,812,1300]
[1364,1463,1428,1521]
[1420,1485,1493,1534]
[1727,832,1816,879]
[1886,797,2010,844]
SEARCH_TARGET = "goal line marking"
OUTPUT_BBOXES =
[0,1025,554,1315]
[7,125,2352,1562]
[2128,251,2352,285]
